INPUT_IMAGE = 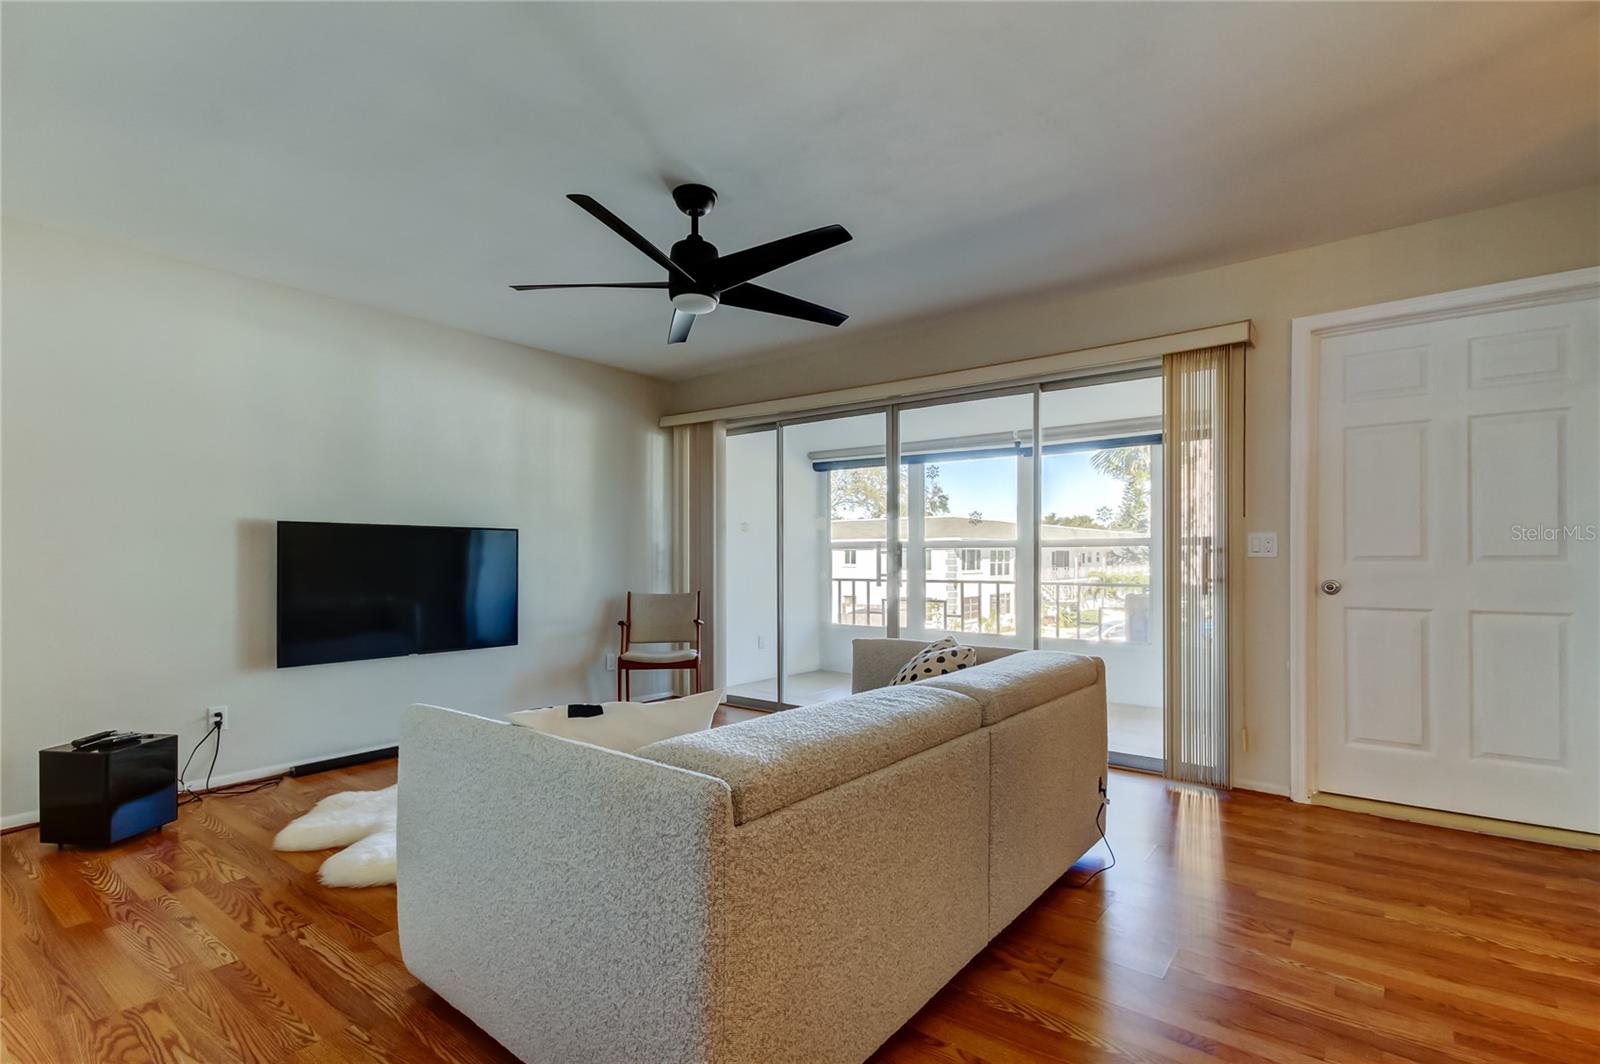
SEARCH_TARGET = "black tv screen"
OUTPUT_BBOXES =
[276,521,518,668]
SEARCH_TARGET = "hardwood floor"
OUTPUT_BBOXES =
[4,756,1598,1063]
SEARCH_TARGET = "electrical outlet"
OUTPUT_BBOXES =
[1247,532,1278,558]
[208,705,230,730]
[603,652,617,672]
[756,635,766,650]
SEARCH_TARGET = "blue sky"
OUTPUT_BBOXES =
[930,454,1124,521]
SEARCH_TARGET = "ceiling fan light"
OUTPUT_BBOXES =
[671,292,718,316]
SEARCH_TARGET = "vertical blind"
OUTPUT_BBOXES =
[1163,345,1237,787]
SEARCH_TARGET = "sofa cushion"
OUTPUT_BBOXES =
[637,685,981,824]
[923,651,1102,725]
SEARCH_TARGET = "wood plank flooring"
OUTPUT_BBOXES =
[4,750,1598,1062]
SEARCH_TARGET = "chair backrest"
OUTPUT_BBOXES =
[627,592,700,644]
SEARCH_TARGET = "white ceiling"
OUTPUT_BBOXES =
[4,3,1596,380]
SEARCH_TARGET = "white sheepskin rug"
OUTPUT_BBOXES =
[273,785,397,887]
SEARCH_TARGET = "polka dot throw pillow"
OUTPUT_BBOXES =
[891,636,978,685]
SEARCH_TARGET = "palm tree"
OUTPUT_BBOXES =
[1090,446,1151,534]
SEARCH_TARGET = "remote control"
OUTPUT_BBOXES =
[78,731,142,751]
[70,729,118,749]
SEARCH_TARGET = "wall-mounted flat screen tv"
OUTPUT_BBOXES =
[277,521,518,668]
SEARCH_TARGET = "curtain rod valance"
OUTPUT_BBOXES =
[660,320,1252,428]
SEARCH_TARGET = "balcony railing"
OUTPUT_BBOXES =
[1041,580,1149,643]
[831,576,1150,643]
[922,579,1016,635]
[832,578,901,628]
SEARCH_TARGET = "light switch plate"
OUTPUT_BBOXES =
[1247,532,1278,558]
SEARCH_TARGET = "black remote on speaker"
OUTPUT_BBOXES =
[76,730,141,751]
[70,730,119,749]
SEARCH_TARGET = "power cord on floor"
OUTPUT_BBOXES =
[1065,797,1116,889]
[178,722,283,806]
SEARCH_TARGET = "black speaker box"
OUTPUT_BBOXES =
[39,733,178,847]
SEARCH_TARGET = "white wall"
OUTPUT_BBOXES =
[0,219,672,823]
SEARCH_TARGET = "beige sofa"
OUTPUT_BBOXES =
[397,641,1107,1064]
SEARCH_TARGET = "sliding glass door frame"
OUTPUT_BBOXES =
[774,420,785,709]
[724,369,1167,772]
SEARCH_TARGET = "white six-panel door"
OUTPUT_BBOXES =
[1312,292,1599,832]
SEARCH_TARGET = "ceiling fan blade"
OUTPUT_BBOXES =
[719,283,848,327]
[714,225,851,289]
[668,308,695,344]
[509,282,667,291]
[567,194,697,287]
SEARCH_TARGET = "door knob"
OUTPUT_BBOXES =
[1320,579,1342,596]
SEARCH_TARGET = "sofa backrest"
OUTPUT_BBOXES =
[637,684,981,825]
[852,638,1021,693]
[923,651,1102,725]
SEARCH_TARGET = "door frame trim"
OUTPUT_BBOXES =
[1287,267,1600,804]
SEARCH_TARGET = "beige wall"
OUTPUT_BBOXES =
[669,184,1600,793]
[1,219,673,822]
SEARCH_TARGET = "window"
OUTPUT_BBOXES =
[843,549,857,565]
[1051,550,1070,569]
[989,551,1012,577]
[960,548,981,571]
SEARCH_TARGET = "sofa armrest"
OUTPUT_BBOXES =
[851,638,931,692]
[397,705,733,1064]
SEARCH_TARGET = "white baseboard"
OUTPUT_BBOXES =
[1232,777,1291,797]
[1,742,399,833]
[2,810,41,831]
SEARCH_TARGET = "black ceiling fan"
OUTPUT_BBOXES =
[511,184,852,344]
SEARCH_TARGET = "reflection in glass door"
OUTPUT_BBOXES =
[1039,377,1165,768]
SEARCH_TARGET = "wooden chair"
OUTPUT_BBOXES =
[616,591,702,700]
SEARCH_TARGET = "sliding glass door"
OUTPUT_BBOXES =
[722,428,780,706]
[1039,377,1165,768]
[720,373,1166,770]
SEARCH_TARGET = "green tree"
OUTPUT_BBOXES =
[923,464,950,515]
[829,465,950,520]
[1042,511,1105,529]
[1090,446,1151,533]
